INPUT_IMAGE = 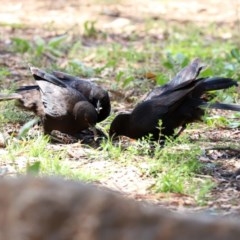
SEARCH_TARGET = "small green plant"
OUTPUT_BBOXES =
[195,178,216,206]
[83,20,98,38]
[0,101,31,126]
[115,70,135,88]
[127,137,155,156]
[66,59,95,77]
[155,72,169,85]
[34,35,67,57]
[26,161,41,174]
[231,48,240,63]
[11,37,31,53]
[100,138,123,160]
[163,52,189,71]
[155,169,186,193]
[11,35,68,61]
[204,114,240,129]
[0,67,11,84]
[18,118,40,139]
[204,115,229,128]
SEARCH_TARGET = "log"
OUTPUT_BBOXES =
[0,176,239,240]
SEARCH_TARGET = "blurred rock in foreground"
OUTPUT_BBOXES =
[0,176,239,240]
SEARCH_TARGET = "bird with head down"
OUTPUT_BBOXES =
[109,58,240,144]
[0,67,111,141]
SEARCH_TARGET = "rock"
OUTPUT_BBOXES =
[0,176,239,240]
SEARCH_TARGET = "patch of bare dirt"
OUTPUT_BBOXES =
[1,0,240,27]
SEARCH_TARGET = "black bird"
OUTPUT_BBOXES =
[0,67,111,137]
[48,70,111,123]
[109,60,240,143]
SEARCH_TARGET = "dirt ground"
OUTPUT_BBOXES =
[1,0,240,26]
[1,0,240,217]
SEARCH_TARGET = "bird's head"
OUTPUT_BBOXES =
[109,113,131,140]
[73,101,98,127]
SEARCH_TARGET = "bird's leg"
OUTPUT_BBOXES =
[89,126,98,141]
[50,130,78,144]
[174,124,187,139]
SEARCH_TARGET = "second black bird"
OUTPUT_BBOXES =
[109,60,240,143]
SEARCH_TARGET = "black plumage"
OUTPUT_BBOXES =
[0,67,111,136]
[109,59,240,143]
[49,70,111,122]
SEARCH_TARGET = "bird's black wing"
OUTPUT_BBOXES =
[52,70,111,122]
[30,67,86,117]
[144,58,205,101]
[30,67,67,88]
[169,58,205,86]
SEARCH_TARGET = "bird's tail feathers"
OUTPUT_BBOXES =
[16,85,39,92]
[201,102,240,112]
[201,77,238,91]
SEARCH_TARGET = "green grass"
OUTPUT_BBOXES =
[7,22,240,90]
[0,67,11,83]
[96,135,214,203]
[149,143,204,193]
[2,135,100,182]
[0,101,31,125]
